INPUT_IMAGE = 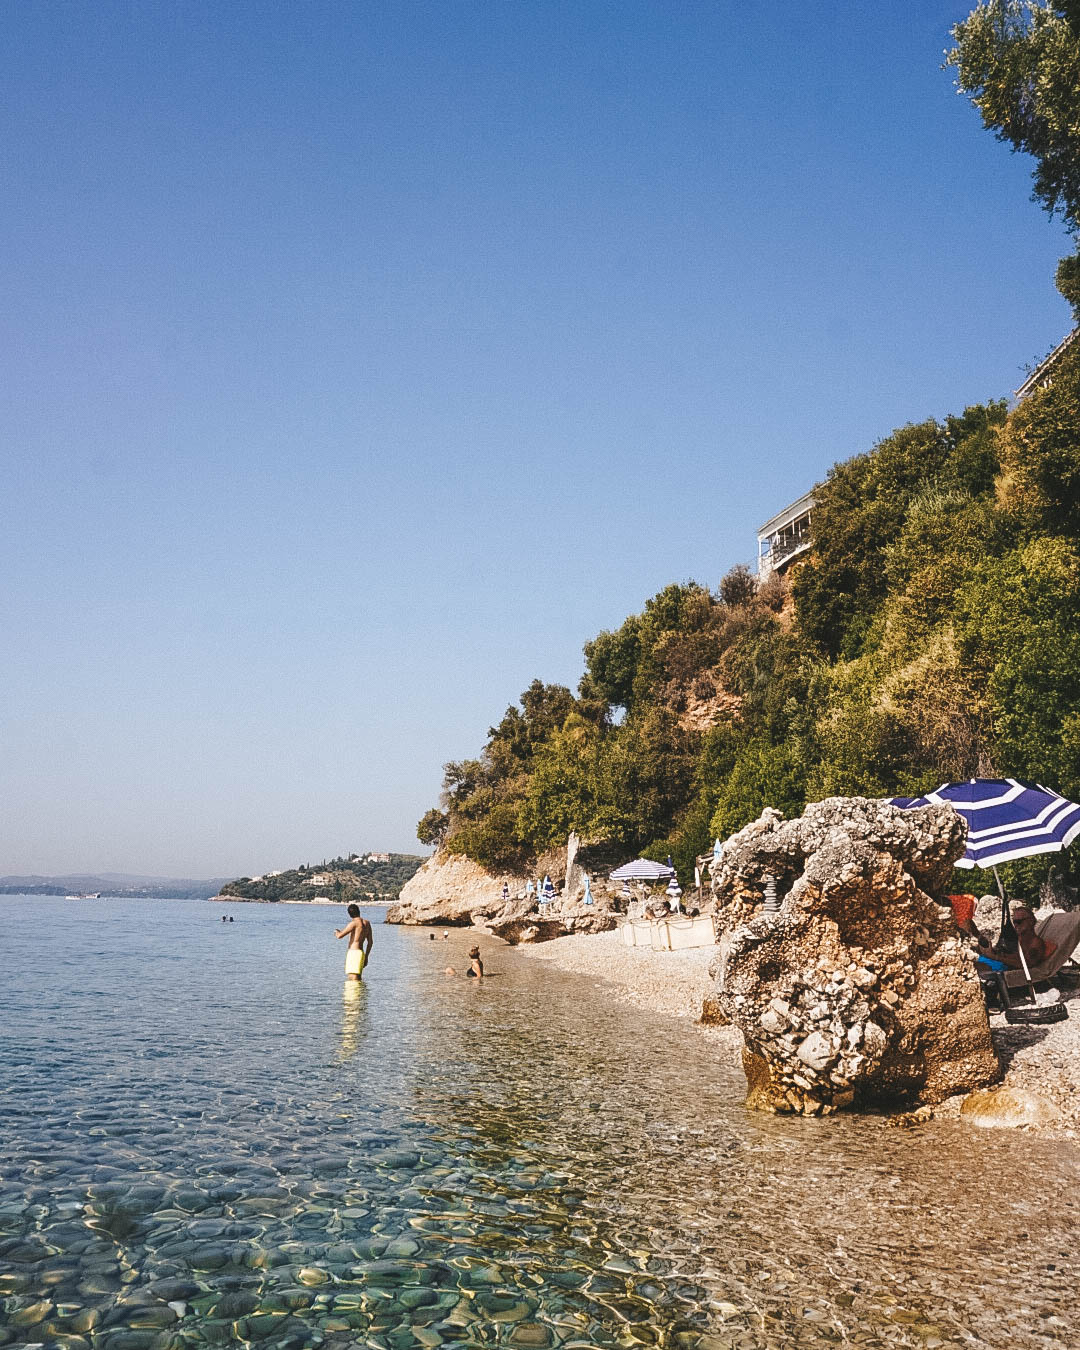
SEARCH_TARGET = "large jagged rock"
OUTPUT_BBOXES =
[702,798,1000,1116]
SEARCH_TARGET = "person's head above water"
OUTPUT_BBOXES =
[469,946,480,959]
[347,904,361,919]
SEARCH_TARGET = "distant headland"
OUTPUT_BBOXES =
[216,852,425,904]
[0,873,230,900]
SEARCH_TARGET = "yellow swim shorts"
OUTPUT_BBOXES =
[345,949,366,976]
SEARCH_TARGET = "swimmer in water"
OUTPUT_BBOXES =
[466,946,484,979]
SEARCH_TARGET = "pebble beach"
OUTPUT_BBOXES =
[518,925,1080,1133]
[517,927,721,1025]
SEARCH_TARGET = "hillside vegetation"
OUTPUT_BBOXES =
[221,854,424,903]
[418,352,1080,896]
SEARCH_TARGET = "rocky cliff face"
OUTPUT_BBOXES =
[702,798,1000,1115]
[386,854,509,926]
[386,852,620,942]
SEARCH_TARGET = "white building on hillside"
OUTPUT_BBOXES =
[756,490,815,579]
[1015,328,1078,402]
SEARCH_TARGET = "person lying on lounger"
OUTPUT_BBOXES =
[978,905,1056,972]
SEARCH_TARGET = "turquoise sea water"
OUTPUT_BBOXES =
[1,897,1079,1350]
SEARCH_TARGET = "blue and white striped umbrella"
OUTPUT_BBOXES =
[665,875,682,912]
[890,778,1080,869]
[609,859,675,881]
[541,874,556,905]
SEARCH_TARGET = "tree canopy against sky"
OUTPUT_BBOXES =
[947,1,1080,310]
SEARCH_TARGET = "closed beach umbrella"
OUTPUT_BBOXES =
[890,779,1080,870]
[583,873,594,906]
[666,875,682,912]
[541,874,556,905]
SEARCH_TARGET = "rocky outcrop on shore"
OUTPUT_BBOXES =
[484,890,619,944]
[703,797,1000,1115]
[386,851,620,941]
[385,854,510,926]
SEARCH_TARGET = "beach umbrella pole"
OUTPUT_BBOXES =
[1015,936,1041,1006]
[991,865,1015,951]
[993,866,1043,1006]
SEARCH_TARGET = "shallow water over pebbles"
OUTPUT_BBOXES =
[1,897,1079,1350]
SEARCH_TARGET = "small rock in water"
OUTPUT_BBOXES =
[508,1323,553,1348]
[298,1267,330,1286]
[960,1086,1062,1129]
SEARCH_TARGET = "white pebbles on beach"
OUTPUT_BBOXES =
[518,927,729,1030]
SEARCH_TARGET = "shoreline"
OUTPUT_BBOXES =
[209,895,397,905]
[517,926,1080,1133]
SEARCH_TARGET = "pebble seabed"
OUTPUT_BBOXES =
[0,1146,730,1350]
[2,899,1080,1350]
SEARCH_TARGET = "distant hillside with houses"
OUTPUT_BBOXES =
[219,852,425,903]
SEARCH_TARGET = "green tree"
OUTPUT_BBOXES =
[417,808,449,849]
[709,741,808,841]
[996,341,1080,532]
[581,620,641,711]
[947,3,1080,230]
[948,2,1080,312]
[956,536,1080,799]
[516,714,602,851]
[719,563,757,607]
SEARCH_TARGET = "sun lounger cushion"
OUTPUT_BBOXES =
[1003,911,1080,987]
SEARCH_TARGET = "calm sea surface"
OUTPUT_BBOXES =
[1,897,1078,1350]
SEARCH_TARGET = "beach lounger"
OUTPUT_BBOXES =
[1003,911,1080,988]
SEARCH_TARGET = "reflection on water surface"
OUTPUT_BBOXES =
[1,897,1078,1349]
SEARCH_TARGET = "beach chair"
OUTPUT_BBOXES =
[1002,911,1080,988]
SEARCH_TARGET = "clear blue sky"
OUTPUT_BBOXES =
[1,2,1072,878]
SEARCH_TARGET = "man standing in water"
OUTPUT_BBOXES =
[334,904,373,982]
